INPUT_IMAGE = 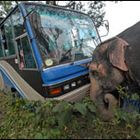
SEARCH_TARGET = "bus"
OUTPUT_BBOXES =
[0,2,101,101]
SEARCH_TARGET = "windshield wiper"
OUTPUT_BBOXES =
[60,48,72,62]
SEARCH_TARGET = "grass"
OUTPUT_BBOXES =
[0,92,140,139]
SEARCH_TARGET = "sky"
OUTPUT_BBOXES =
[101,1,140,41]
[58,1,140,42]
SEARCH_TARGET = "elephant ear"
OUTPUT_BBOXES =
[108,37,129,71]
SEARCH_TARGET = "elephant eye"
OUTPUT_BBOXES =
[90,70,98,76]
[92,59,97,62]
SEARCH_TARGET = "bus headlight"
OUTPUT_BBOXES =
[71,82,76,87]
[64,84,70,90]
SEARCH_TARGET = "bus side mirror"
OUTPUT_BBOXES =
[99,20,109,38]
[104,20,109,33]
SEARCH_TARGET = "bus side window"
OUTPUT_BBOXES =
[21,36,36,69]
[1,26,8,56]
[16,39,25,70]
[12,9,25,37]
[12,9,36,69]
[0,31,4,58]
[16,36,36,69]
[3,18,16,56]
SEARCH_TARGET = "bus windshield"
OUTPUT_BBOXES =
[25,3,100,67]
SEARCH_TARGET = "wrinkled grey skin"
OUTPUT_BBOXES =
[89,21,140,121]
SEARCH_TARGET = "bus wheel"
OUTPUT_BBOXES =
[0,74,4,91]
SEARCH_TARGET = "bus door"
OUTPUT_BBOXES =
[15,33,37,70]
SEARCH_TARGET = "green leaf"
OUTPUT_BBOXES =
[74,103,87,116]
[87,104,97,113]
[52,102,67,113]
[35,132,44,139]
[57,110,72,127]
[135,127,140,139]
[131,93,140,100]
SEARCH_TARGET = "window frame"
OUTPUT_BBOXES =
[0,7,38,71]
[15,32,38,71]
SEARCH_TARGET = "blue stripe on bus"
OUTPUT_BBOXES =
[0,67,26,98]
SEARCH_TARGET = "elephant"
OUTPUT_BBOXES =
[89,21,140,121]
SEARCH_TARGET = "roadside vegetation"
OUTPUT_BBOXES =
[0,87,140,139]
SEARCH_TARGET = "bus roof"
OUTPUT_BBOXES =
[23,2,90,18]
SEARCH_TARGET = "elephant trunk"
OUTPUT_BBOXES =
[98,93,118,121]
[90,75,103,102]
[90,76,118,121]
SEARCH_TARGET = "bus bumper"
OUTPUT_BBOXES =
[46,84,90,102]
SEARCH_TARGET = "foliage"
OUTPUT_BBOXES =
[0,1,15,16]
[0,92,140,139]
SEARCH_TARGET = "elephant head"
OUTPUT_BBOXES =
[89,37,129,121]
